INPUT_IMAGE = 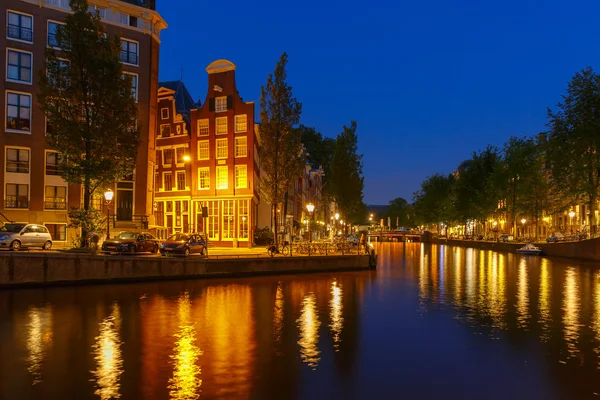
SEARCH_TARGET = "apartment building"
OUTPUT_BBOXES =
[0,0,166,245]
[154,60,260,247]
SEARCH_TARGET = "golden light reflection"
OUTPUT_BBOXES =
[516,258,530,329]
[26,306,53,385]
[453,249,462,307]
[297,293,321,369]
[330,281,344,351]
[563,267,581,358]
[465,249,475,309]
[91,303,123,400]
[169,292,202,400]
[273,282,284,351]
[538,258,552,341]
[419,245,429,301]
[593,271,600,364]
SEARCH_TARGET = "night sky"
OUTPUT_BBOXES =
[157,0,600,205]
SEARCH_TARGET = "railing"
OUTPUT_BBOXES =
[7,25,32,42]
[44,198,67,210]
[5,197,28,209]
[270,240,370,257]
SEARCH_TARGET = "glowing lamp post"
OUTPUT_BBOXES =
[569,211,575,234]
[104,189,114,240]
[306,203,315,243]
[521,218,526,238]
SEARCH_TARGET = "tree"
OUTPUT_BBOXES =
[38,0,139,238]
[547,67,600,234]
[413,173,456,230]
[382,197,415,228]
[298,125,336,174]
[330,121,366,226]
[258,53,303,244]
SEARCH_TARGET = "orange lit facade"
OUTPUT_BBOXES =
[154,60,259,246]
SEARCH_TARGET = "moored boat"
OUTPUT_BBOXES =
[516,243,544,256]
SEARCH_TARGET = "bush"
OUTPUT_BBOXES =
[254,226,274,245]
[68,207,104,248]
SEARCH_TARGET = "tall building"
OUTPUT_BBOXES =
[0,0,166,245]
[154,60,260,247]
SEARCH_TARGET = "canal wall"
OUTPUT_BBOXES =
[432,237,600,262]
[0,253,372,288]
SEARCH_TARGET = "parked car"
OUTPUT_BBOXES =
[160,233,207,257]
[499,234,514,242]
[0,223,53,250]
[102,232,160,254]
[546,234,566,243]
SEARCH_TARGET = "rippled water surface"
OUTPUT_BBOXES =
[1,243,600,399]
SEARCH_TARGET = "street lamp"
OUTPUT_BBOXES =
[521,218,526,238]
[569,210,575,234]
[104,189,114,240]
[306,203,315,242]
[183,154,191,162]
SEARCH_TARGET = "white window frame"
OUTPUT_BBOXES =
[234,114,247,133]
[5,90,32,134]
[216,166,228,190]
[198,167,210,190]
[215,96,227,112]
[163,171,173,192]
[7,10,33,44]
[162,148,173,167]
[197,118,209,136]
[235,165,247,189]
[216,138,228,159]
[119,12,130,25]
[6,146,30,174]
[123,72,138,102]
[47,20,65,49]
[176,171,186,191]
[215,117,227,135]
[6,48,33,85]
[45,150,61,175]
[235,136,247,158]
[197,140,209,160]
[161,108,169,119]
[175,147,185,167]
[120,38,139,66]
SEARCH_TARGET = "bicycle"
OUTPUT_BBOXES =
[267,241,291,257]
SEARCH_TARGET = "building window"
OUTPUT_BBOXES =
[216,138,228,159]
[198,141,209,160]
[47,21,64,48]
[5,183,28,209]
[235,115,247,133]
[6,148,29,173]
[7,49,32,83]
[120,39,138,65]
[6,92,31,132]
[207,201,219,240]
[46,224,66,241]
[88,5,106,18]
[124,73,137,101]
[238,200,249,239]
[216,166,228,190]
[176,171,186,190]
[235,136,247,158]
[44,186,67,210]
[119,12,129,25]
[161,108,169,119]
[215,96,227,112]
[7,11,33,43]
[198,167,209,190]
[46,152,60,175]
[176,148,185,165]
[129,15,138,27]
[222,200,234,239]
[154,172,160,190]
[197,119,209,136]
[235,165,247,189]
[160,124,171,138]
[164,172,172,191]
[155,201,164,227]
[163,148,173,166]
[216,117,227,135]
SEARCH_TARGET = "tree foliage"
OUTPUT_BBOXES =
[413,173,456,227]
[38,0,140,213]
[258,53,304,243]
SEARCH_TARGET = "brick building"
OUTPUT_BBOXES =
[154,60,260,246]
[0,0,166,245]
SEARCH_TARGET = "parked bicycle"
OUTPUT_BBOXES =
[267,240,291,257]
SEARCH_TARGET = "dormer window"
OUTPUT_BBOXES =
[215,96,227,112]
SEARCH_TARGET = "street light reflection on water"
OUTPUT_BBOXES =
[329,281,344,351]
[297,293,321,369]
[26,306,53,385]
[91,303,123,400]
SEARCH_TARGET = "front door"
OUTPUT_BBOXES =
[116,190,133,221]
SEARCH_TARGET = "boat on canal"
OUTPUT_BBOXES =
[516,243,544,255]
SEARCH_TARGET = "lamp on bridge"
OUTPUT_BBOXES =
[104,189,114,240]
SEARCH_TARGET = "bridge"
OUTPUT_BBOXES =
[367,231,423,241]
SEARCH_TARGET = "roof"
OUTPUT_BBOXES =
[158,81,197,114]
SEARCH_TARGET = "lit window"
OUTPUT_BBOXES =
[235,136,247,158]
[46,224,66,241]
[215,96,227,112]
[6,92,31,132]
[235,165,247,189]
[7,49,32,83]
[44,186,66,209]
[216,138,228,159]
[176,171,186,190]
[163,172,172,191]
[5,183,28,209]
[198,140,209,160]
[7,12,33,43]
[120,39,138,65]
[161,108,169,119]
[197,119,209,136]
[6,148,29,173]
[123,73,137,101]
[46,152,61,175]
[238,200,249,239]
[222,200,234,239]
[216,117,227,135]
[216,166,228,189]
[198,167,210,189]
[235,114,247,133]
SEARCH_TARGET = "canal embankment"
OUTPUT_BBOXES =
[0,252,373,288]
[432,237,600,262]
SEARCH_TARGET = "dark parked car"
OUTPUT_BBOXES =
[160,233,207,257]
[102,232,160,254]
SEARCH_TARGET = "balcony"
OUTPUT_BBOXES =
[44,198,67,210]
[5,197,29,209]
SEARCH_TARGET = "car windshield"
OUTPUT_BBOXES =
[0,224,25,233]
[116,232,138,240]
[167,234,189,241]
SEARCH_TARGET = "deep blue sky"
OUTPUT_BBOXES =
[157,0,600,205]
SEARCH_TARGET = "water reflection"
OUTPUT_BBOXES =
[91,303,123,400]
[168,292,202,400]
[330,281,344,351]
[273,282,284,351]
[563,267,581,359]
[297,293,320,369]
[516,258,530,329]
[26,306,53,384]
[594,271,600,364]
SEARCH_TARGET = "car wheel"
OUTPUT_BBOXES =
[10,240,21,251]
[43,241,52,250]
[184,248,190,257]
[129,246,136,255]
[152,244,159,254]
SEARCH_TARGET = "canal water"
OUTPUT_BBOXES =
[1,243,599,399]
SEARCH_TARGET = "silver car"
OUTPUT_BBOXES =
[0,223,53,250]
